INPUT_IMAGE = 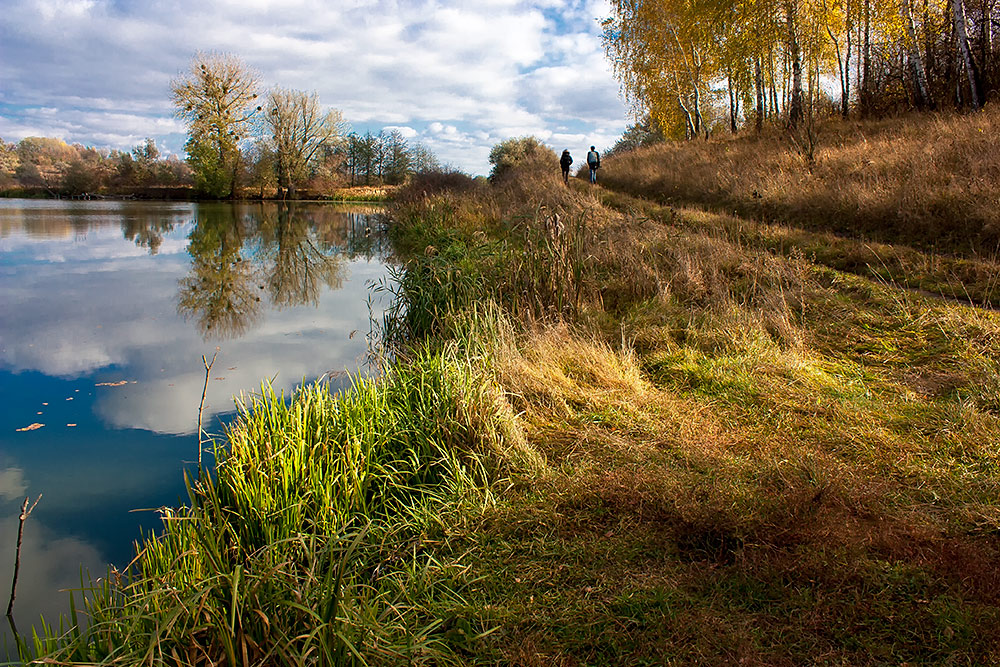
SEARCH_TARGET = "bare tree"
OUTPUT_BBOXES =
[264,88,345,198]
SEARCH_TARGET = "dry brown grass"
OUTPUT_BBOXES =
[390,154,1000,663]
[601,105,1000,256]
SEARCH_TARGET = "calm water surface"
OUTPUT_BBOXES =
[0,199,392,650]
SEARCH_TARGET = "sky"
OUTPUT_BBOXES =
[0,0,631,176]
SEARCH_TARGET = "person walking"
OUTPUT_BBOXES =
[560,149,573,184]
[586,146,600,184]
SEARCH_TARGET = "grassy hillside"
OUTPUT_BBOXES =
[599,106,1000,259]
[385,135,1000,663]
[26,113,1000,665]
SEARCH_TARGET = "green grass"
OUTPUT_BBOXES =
[26,346,516,665]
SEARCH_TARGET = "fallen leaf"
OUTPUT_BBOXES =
[349,330,357,339]
[42,402,48,406]
[214,377,226,381]
[95,381,128,387]
[36,411,43,415]
[228,366,237,370]
[16,423,45,432]
[66,397,74,401]
[67,423,77,427]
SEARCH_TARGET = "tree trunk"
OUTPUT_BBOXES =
[678,96,695,140]
[825,0,850,118]
[979,0,991,87]
[954,0,982,108]
[728,71,738,134]
[693,85,703,136]
[923,0,937,95]
[861,0,872,113]
[844,0,853,116]
[755,59,765,131]
[902,0,933,107]
[786,0,804,127]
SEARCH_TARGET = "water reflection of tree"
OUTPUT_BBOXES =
[178,205,261,339]
[177,203,383,341]
[121,217,175,255]
[258,203,344,308]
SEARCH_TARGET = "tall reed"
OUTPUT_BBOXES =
[30,347,509,665]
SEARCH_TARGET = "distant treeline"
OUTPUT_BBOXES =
[169,52,449,200]
[0,136,192,197]
[0,129,444,199]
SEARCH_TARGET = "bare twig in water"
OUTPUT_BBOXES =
[7,494,42,618]
[198,350,219,475]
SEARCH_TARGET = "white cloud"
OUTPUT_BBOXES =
[0,467,28,502]
[34,0,96,21]
[0,0,628,174]
[384,125,418,139]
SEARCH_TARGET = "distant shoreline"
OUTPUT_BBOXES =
[0,185,397,203]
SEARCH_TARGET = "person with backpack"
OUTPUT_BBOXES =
[559,149,573,184]
[586,146,600,184]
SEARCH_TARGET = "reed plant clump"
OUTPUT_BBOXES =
[32,345,519,666]
[389,168,617,328]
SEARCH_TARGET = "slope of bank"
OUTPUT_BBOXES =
[386,156,1000,663]
[599,106,1000,258]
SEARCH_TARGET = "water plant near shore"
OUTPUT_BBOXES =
[25,345,519,665]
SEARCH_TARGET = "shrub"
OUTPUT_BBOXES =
[487,136,557,183]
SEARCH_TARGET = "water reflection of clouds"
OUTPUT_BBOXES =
[0,467,28,501]
[0,513,105,653]
[0,226,192,264]
[1,257,189,377]
[1,203,390,435]
[2,257,385,434]
[91,260,385,435]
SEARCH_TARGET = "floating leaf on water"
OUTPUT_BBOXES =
[42,402,48,406]
[95,381,128,387]
[16,423,45,432]
[67,424,77,427]
[66,397,74,401]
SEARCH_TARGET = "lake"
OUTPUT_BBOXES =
[0,199,392,653]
